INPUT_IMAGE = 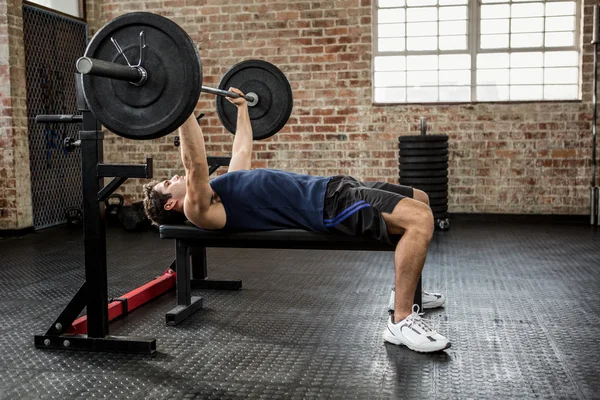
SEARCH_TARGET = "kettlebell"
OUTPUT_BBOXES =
[104,194,124,224]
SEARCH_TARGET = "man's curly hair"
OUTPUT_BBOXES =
[142,181,187,226]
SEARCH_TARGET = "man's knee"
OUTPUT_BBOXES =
[413,189,429,206]
[386,199,434,237]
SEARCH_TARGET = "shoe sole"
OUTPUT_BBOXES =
[383,331,451,353]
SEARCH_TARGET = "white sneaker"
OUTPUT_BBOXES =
[388,287,446,311]
[383,305,451,353]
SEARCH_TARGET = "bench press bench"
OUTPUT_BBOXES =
[159,225,422,325]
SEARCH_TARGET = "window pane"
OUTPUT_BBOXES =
[481,4,510,19]
[511,18,544,33]
[407,55,439,70]
[510,68,544,85]
[375,71,407,87]
[407,36,438,50]
[408,0,436,5]
[511,52,543,68]
[407,70,438,86]
[440,54,471,69]
[379,23,405,38]
[546,16,575,32]
[374,56,406,71]
[439,69,470,85]
[439,6,467,20]
[407,86,438,102]
[511,2,544,18]
[478,53,510,68]
[379,38,406,52]
[379,8,405,23]
[439,0,467,5]
[544,67,578,84]
[510,85,543,100]
[440,86,471,101]
[511,33,543,48]
[477,85,510,101]
[544,51,578,67]
[481,19,509,35]
[407,22,437,37]
[545,1,576,16]
[374,87,406,102]
[440,20,467,35]
[545,32,574,47]
[477,69,510,85]
[407,7,437,22]
[544,85,578,100]
[379,0,406,7]
[481,34,509,48]
[439,35,467,50]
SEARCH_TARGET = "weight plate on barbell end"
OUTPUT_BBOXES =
[397,141,448,150]
[434,212,450,219]
[400,149,449,157]
[399,162,449,171]
[82,12,202,140]
[399,134,448,143]
[216,59,293,140]
[399,177,449,185]
[399,170,448,178]
[399,156,449,164]
[431,205,449,213]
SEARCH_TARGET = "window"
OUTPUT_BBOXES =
[26,0,84,19]
[373,0,580,103]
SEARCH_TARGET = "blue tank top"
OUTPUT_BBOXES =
[209,169,332,232]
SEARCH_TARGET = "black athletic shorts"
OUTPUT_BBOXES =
[323,175,414,245]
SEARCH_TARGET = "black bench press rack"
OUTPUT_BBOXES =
[33,75,157,354]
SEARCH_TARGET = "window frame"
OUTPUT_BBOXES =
[371,0,582,104]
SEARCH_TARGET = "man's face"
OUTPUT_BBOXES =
[155,174,187,210]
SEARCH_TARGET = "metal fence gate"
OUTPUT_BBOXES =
[23,5,87,229]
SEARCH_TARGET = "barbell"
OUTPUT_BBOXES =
[77,12,293,141]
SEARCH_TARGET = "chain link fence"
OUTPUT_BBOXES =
[23,4,87,229]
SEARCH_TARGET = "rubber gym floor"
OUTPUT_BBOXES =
[0,220,598,399]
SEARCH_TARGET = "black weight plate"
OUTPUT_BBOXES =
[399,177,449,185]
[430,199,448,208]
[399,162,448,171]
[428,191,448,199]
[431,206,448,213]
[216,59,293,140]
[397,141,448,150]
[399,156,449,164]
[434,212,449,219]
[399,170,448,178]
[403,184,449,192]
[399,134,448,143]
[400,149,449,157]
[82,12,202,140]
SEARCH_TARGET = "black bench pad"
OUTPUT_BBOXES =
[159,225,395,251]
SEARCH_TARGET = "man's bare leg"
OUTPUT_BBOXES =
[382,198,434,321]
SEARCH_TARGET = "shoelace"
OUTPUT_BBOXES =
[405,304,435,334]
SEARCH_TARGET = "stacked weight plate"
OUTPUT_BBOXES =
[399,134,450,231]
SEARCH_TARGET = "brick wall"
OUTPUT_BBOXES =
[90,0,596,214]
[0,0,32,230]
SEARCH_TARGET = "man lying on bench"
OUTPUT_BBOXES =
[142,87,450,353]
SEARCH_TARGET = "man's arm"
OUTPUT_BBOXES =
[227,87,253,172]
[179,114,212,215]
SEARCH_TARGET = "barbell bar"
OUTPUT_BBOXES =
[76,56,258,104]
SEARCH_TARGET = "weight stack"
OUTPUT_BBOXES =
[398,134,450,231]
